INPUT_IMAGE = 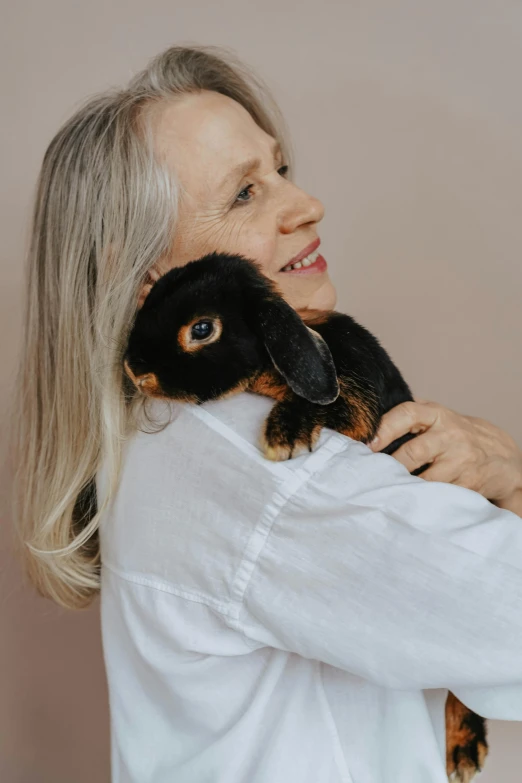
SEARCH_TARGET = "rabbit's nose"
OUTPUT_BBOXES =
[124,359,162,396]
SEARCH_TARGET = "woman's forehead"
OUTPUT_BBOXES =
[152,91,277,194]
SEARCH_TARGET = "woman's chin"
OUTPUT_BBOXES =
[310,279,337,311]
[278,274,337,312]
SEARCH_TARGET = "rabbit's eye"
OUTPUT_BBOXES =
[180,316,222,353]
[191,320,214,340]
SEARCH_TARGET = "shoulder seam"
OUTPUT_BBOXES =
[102,561,233,615]
[227,434,351,620]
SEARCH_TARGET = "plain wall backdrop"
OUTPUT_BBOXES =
[1,1,521,780]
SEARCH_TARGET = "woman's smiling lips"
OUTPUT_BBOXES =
[280,238,327,275]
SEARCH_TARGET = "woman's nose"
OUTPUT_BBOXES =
[278,182,325,234]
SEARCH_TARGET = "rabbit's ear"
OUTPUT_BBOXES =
[257,299,339,405]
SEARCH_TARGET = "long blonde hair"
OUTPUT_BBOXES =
[9,44,293,610]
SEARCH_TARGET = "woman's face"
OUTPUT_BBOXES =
[147,90,337,311]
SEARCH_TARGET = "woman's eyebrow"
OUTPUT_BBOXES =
[218,140,282,190]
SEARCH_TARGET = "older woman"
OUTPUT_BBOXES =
[12,45,522,783]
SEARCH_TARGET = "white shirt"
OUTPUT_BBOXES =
[97,392,522,783]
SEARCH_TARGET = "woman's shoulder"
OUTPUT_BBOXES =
[100,391,407,521]
[123,391,368,479]
[96,392,377,601]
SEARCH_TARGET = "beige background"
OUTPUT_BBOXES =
[1,1,521,780]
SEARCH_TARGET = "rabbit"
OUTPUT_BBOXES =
[125,252,414,460]
[123,251,488,783]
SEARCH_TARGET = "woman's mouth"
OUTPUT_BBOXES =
[280,249,327,275]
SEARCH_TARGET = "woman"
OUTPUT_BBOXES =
[11,45,522,783]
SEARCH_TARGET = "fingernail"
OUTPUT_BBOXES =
[371,436,379,445]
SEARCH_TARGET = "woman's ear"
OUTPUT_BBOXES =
[257,296,339,405]
[137,267,162,310]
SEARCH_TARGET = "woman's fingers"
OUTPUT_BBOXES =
[415,460,463,484]
[370,401,440,452]
[386,431,446,474]
[369,400,522,507]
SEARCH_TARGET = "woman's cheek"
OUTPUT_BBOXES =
[237,235,277,274]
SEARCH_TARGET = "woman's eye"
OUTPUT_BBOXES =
[234,164,289,205]
[191,320,214,340]
[235,184,254,203]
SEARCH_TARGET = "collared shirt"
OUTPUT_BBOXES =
[97,392,522,783]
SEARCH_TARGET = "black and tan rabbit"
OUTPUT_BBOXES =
[124,251,488,783]
[125,252,416,461]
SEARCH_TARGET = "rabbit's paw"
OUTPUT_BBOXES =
[261,401,324,461]
[445,693,488,783]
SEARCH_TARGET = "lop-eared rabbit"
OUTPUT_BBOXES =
[124,252,488,783]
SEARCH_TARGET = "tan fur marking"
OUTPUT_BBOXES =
[124,358,197,402]
[124,360,163,395]
[263,442,295,461]
[337,379,377,442]
[445,692,488,781]
[297,308,331,326]
[248,371,289,402]
[138,374,161,393]
[123,359,139,387]
[261,424,322,461]
[338,401,373,441]
[476,742,487,770]
[218,378,251,401]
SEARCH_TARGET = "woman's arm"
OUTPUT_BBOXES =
[229,437,522,720]
[369,400,522,517]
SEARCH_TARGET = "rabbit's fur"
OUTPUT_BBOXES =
[125,252,414,460]
[124,252,488,783]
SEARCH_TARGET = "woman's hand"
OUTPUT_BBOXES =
[370,400,522,516]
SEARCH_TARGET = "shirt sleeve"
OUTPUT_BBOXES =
[233,436,522,720]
